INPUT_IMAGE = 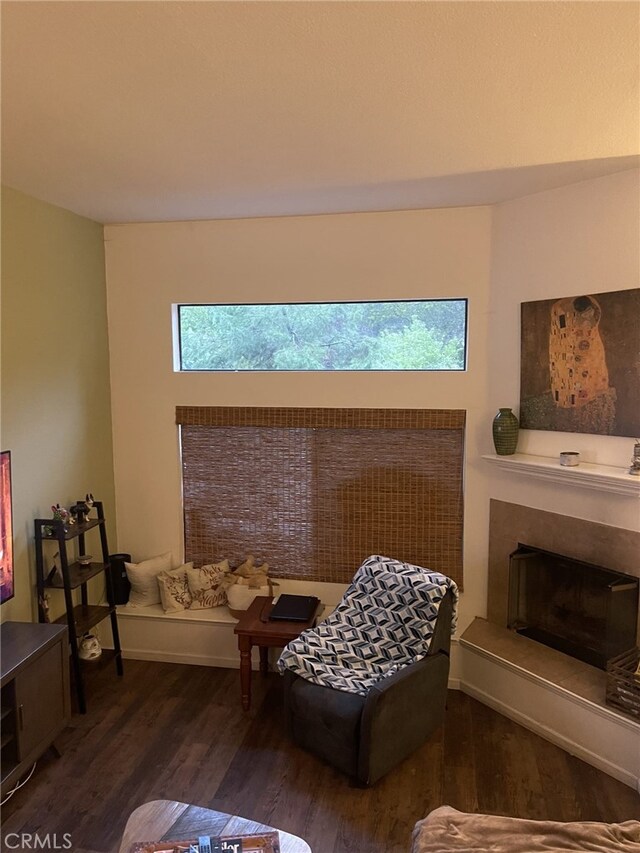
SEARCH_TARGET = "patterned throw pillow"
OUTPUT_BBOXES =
[187,560,230,609]
[156,562,194,613]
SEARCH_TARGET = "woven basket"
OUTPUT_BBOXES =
[605,648,640,719]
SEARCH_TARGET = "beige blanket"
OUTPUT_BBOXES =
[411,806,640,852]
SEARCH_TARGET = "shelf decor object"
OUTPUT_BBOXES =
[34,499,123,714]
[492,407,519,456]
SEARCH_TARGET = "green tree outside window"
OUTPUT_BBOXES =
[178,300,467,371]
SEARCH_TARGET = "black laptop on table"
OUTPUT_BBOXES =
[268,594,320,622]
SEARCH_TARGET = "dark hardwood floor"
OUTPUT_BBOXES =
[2,659,639,852]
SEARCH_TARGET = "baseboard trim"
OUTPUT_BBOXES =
[121,648,240,669]
[122,650,465,686]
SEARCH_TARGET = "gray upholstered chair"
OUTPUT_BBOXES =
[279,556,456,786]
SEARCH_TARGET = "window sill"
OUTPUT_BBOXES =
[482,452,640,497]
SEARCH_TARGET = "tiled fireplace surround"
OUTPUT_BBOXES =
[459,499,640,789]
[486,499,640,644]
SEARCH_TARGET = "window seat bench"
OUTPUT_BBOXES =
[108,603,245,668]
[99,581,344,669]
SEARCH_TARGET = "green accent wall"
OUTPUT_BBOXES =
[1,186,116,623]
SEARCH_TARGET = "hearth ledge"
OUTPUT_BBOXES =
[460,618,639,731]
[483,453,640,497]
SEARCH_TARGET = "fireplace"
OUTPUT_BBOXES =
[508,545,639,669]
[487,501,640,662]
[461,501,640,788]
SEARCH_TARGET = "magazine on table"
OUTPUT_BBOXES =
[130,830,281,853]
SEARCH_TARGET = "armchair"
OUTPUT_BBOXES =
[278,556,457,785]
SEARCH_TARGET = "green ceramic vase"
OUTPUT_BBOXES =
[492,407,519,456]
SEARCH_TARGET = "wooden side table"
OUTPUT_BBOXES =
[118,799,312,852]
[233,596,321,711]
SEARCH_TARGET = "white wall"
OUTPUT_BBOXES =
[104,169,640,643]
[104,207,492,630]
[488,168,640,532]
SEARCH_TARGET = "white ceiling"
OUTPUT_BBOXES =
[1,1,639,224]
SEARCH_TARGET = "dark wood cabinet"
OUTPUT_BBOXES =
[1,621,70,796]
[34,500,123,713]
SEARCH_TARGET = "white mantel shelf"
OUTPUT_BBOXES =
[482,452,640,497]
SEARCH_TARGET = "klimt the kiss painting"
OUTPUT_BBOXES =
[520,288,639,436]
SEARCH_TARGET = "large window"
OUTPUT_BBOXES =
[177,299,467,371]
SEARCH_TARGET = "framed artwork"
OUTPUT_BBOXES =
[520,288,639,436]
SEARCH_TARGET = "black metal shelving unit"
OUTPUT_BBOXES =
[34,500,123,713]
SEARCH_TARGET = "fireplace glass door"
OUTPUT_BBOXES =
[508,546,638,669]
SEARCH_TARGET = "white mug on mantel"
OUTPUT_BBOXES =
[560,451,580,467]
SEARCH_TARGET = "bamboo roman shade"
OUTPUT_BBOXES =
[177,407,465,587]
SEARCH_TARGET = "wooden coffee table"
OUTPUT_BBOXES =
[234,596,321,711]
[118,799,311,852]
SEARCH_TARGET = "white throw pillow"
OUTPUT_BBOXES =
[125,552,173,607]
[157,562,194,613]
[187,560,230,609]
